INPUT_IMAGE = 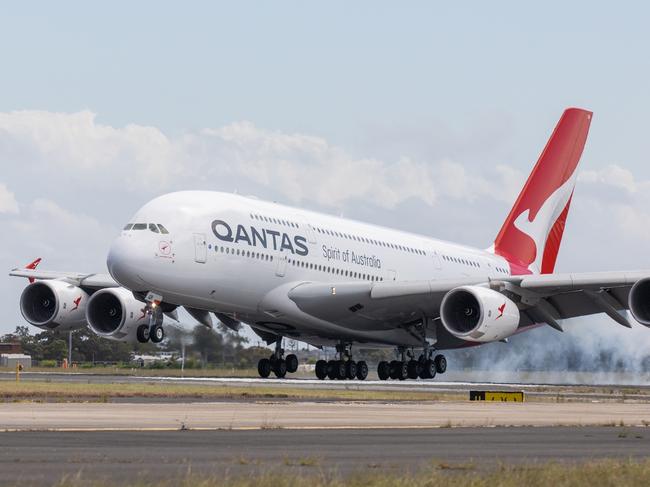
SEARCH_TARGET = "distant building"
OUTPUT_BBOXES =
[0,343,22,354]
[1,354,31,369]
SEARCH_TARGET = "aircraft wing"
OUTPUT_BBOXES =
[9,268,118,290]
[288,270,650,332]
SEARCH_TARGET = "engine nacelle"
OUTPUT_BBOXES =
[629,278,650,326]
[20,280,89,331]
[86,288,147,342]
[440,285,520,343]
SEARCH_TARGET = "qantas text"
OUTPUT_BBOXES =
[211,220,309,256]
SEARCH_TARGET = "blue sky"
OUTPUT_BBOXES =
[1,1,650,362]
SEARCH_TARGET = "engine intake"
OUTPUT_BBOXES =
[20,281,88,331]
[86,288,148,341]
[440,285,520,342]
[629,278,650,326]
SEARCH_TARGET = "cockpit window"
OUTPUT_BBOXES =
[132,223,147,230]
[149,223,159,233]
[157,224,169,234]
[123,224,133,230]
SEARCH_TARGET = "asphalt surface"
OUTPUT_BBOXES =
[1,427,649,486]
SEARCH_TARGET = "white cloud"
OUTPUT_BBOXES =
[0,183,18,214]
[579,164,644,193]
[0,110,525,211]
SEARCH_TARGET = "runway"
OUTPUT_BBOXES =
[1,427,649,486]
[2,375,650,485]
[2,400,650,430]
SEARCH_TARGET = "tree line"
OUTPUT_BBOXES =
[2,324,271,369]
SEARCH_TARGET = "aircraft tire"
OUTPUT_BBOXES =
[377,361,390,380]
[273,359,287,378]
[397,361,408,381]
[285,354,299,373]
[407,360,419,379]
[345,360,357,380]
[434,354,447,374]
[420,359,436,379]
[315,360,328,380]
[356,361,369,380]
[327,360,339,380]
[136,325,150,343]
[150,325,164,343]
[389,360,401,380]
[258,358,272,378]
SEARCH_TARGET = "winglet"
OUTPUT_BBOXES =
[24,258,42,283]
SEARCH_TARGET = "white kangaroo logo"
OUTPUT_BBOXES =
[513,169,577,274]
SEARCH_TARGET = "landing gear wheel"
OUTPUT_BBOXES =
[434,354,447,374]
[420,359,436,379]
[258,358,272,378]
[327,360,339,380]
[377,361,390,381]
[335,361,346,380]
[150,325,164,343]
[356,361,369,380]
[315,360,328,380]
[407,360,420,380]
[136,324,150,343]
[345,361,357,380]
[273,359,287,378]
[285,354,299,373]
[389,360,401,380]
[396,361,408,381]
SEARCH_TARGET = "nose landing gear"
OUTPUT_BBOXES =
[136,292,165,344]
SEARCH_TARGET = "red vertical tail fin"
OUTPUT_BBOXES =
[493,108,592,274]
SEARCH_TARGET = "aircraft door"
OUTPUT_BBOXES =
[194,233,207,263]
[386,269,397,281]
[275,254,287,277]
[432,251,442,270]
[295,216,317,245]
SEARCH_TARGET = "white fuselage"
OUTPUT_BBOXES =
[107,191,513,347]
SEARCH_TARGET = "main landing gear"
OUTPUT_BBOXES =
[257,340,299,379]
[136,293,165,344]
[377,349,447,381]
[314,343,369,381]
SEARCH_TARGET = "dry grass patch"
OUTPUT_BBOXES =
[51,459,650,486]
[0,380,463,402]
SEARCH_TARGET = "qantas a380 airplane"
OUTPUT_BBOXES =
[11,108,650,381]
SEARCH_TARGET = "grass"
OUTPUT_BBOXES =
[50,459,650,486]
[2,366,262,378]
[0,380,464,402]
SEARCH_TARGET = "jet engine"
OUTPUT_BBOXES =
[20,280,89,331]
[629,278,650,326]
[440,285,520,342]
[86,287,148,342]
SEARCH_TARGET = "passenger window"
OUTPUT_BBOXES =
[132,223,147,230]
[123,224,133,230]
[149,223,159,233]
[158,224,169,234]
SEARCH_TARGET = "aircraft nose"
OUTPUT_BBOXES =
[106,236,147,291]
